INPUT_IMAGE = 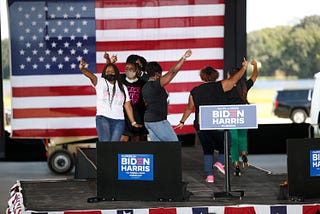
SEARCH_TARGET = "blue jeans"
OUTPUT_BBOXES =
[144,120,178,142]
[96,115,125,142]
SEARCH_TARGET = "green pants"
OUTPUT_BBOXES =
[230,129,248,163]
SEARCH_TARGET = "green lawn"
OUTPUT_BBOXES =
[248,89,277,119]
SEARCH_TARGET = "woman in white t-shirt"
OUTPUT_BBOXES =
[79,59,141,142]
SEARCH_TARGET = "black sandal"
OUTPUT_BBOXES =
[234,165,241,176]
[242,154,249,168]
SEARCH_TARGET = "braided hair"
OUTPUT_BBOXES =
[101,63,127,105]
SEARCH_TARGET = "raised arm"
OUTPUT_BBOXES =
[104,52,111,64]
[221,58,248,92]
[250,58,258,83]
[175,94,195,129]
[160,49,192,87]
[79,60,98,86]
[124,101,142,128]
[104,52,117,64]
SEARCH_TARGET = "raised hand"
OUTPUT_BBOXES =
[251,58,257,66]
[79,59,87,70]
[242,57,248,69]
[183,49,192,59]
[110,54,118,63]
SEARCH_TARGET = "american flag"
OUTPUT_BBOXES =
[9,0,225,138]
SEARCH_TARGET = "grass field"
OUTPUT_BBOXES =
[247,89,277,119]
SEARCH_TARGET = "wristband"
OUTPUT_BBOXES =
[179,121,185,124]
[131,121,137,126]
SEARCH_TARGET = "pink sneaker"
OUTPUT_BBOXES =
[214,162,225,175]
[205,175,214,183]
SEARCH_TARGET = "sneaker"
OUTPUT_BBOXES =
[242,155,249,168]
[234,166,241,176]
[214,162,225,175]
[205,175,214,183]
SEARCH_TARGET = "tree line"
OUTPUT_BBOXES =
[2,15,320,79]
[247,15,320,79]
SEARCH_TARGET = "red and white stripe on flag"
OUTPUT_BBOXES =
[10,0,225,138]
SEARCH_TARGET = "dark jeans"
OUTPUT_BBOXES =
[197,129,224,160]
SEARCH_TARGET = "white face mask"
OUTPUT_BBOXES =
[126,70,137,79]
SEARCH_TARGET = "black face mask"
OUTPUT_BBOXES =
[105,74,116,81]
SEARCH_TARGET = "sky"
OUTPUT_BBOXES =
[247,0,320,32]
[1,0,320,38]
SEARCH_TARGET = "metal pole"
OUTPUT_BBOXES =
[224,130,230,193]
[213,130,244,200]
[0,3,6,159]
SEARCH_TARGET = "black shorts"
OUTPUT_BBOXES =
[123,125,148,137]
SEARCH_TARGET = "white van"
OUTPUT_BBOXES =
[310,72,320,137]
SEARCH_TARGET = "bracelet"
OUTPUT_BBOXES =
[131,121,137,126]
[179,121,185,124]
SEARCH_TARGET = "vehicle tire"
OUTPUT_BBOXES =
[291,109,307,123]
[48,149,74,174]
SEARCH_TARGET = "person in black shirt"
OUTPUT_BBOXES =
[126,54,149,82]
[227,58,258,176]
[142,49,192,141]
[120,61,148,141]
[176,58,248,183]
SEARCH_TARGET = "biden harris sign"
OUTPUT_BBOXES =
[118,154,154,181]
[199,104,258,130]
[310,150,320,176]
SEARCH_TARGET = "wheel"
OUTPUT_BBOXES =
[291,109,307,123]
[48,149,74,174]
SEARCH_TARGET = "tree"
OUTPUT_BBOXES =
[1,39,10,79]
[247,15,320,79]
[281,16,320,78]
[247,26,291,77]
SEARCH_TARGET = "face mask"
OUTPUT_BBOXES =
[126,71,137,79]
[105,74,115,81]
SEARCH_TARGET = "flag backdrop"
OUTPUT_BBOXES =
[8,0,225,138]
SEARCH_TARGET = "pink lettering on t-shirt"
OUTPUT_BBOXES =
[127,86,141,104]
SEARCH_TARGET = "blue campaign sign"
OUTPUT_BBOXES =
[199,104,258,130]
[118,154,154,181]
[310,150,320,176]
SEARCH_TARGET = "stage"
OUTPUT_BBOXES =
[7,145,320,213]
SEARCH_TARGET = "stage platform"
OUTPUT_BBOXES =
[8,145,320,213]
